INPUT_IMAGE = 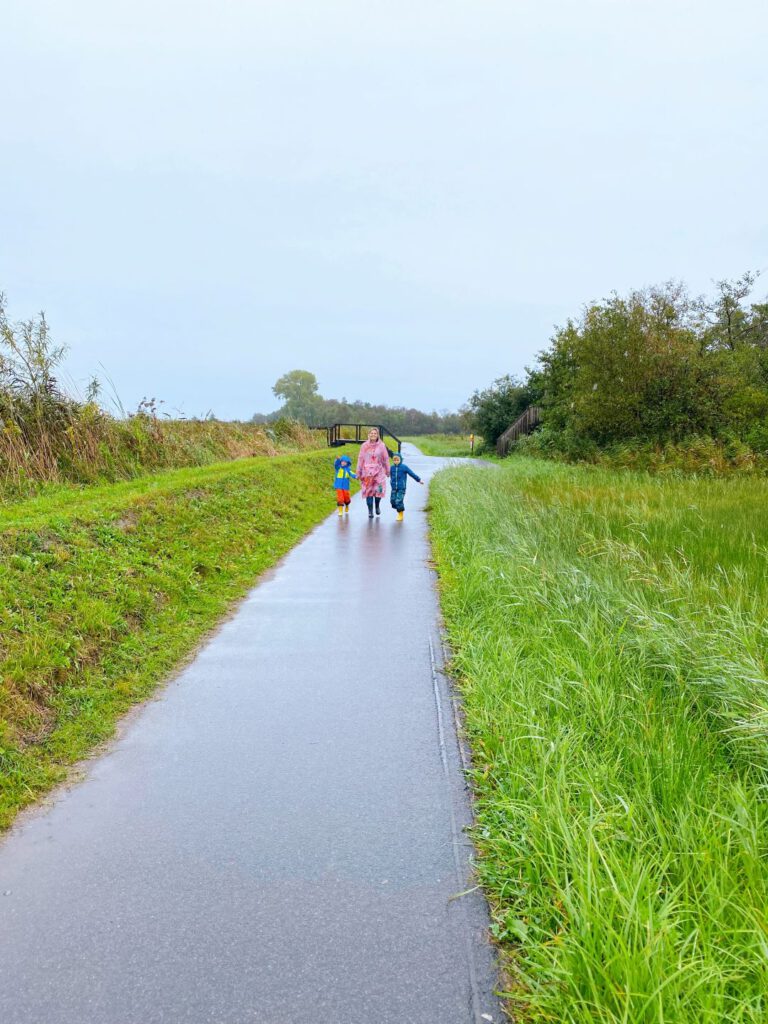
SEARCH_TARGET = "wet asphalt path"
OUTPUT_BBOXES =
[0,445,503,1024]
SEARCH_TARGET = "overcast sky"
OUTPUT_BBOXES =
[2,1,766,419]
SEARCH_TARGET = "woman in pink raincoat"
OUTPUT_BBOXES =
[356,427,390,518]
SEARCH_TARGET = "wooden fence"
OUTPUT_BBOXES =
[496,406,542,456]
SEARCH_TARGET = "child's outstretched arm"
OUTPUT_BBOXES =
[405,465,424,484]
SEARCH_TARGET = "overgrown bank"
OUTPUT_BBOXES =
[0,406,322,498]
[0,290,323,497]
[429,458,768,1023]
[0,450,332,829]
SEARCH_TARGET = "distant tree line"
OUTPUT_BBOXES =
[468,273,768,460]
[252,369,466,436]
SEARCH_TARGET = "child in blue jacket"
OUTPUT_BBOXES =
[389,451,423,520]
[333,454,357,515]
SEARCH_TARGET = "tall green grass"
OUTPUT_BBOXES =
[403,433,484,458]
[516,429,768,476]
[429,458,768,1023]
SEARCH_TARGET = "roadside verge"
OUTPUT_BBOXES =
[0,450,332,829]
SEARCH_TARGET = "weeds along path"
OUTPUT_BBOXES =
[429,457,768,1024]
[0,445,502,1024]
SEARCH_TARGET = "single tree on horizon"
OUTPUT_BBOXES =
[272,369,321,423]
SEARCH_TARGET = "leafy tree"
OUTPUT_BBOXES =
[746,301,768,349]
[703,272,759,352]
[536,285,728,444]
[523,275,768,451]
[271,369,321,423]
[467,375,533,445]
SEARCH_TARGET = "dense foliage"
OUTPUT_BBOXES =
[465,374,535,446]
[469,274,768,463]
[254,368,465,435]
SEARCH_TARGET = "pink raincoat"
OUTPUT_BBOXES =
[356,440,390,499]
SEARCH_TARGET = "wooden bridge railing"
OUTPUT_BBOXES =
[496,406,542,456]
[326,423,402,454]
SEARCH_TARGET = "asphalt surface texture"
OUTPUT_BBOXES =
[0,445,504,1024]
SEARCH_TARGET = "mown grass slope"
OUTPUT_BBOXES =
[429,458,768,1023]
[0,450,333,829]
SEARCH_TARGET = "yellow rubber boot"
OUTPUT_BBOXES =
[397,510,404,522]
[337,506,343,517]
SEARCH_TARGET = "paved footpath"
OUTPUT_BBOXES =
[0,445,503,1024]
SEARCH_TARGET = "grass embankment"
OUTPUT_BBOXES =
[403,434,483,458]
[0,449,334,829]
[0,414,324,499]
[429,458,768,1023]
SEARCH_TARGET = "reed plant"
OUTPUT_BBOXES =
[0,293,321,496]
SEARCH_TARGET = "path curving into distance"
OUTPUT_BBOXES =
[0,445,503,1024]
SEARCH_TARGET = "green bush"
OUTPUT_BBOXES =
[467,375,536,446]
[481,274,768,470]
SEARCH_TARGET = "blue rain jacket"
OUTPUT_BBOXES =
[333,456,357,489]
[389,460,421,492]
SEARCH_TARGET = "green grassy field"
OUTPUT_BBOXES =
[403,433,483,457]
[429,458,768,1023]
[0,449,335,829]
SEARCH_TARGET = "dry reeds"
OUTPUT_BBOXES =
[0,293,322,496]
